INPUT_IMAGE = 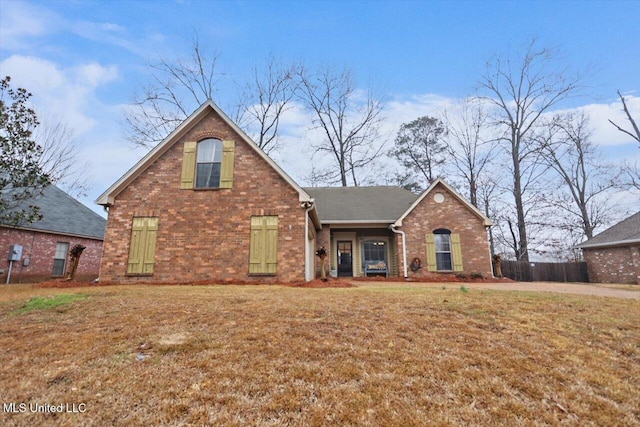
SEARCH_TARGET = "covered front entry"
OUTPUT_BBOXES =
[329,228,398,278]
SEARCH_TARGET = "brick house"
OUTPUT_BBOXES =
[576,211,640,285]
[97,100,493,284]
[1,185,106,283]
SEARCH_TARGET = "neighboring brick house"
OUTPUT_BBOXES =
[97,100,493,284]
[576,211,640,285]
[0,185,106,283]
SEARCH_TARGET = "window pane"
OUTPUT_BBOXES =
[196,139,214,162]
[363,241,385,262]
[435,234,450,252]
[54,242,68,260]
[196,163,221,188]
[52,259,65,276]
[213,140,223,162]
[436,253,452,271]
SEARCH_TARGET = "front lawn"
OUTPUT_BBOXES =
[0,284,638,426]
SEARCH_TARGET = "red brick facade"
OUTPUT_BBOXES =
[582,246,640,285]
[398,182,493,279]
[0,227,103,283]
[100,108,309,284]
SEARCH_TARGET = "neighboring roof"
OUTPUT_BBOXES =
[304,186,418,223]
[394,178,493,227]
[576,211,640,249]
[1,185,106,239]
[96,100,314,206]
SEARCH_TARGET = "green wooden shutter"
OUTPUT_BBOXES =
[181,141,197,189]
[127,218,144,274]
[142,218,158,274]
[219,140,235,188]
[127,217,158,275]
[249,216,278,274]
[264,216,278,274]
[425,234,437,272]
[249,217,264,274]
[451,233,463,272]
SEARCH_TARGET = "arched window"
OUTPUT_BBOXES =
[433,228,452,271]
[196,138,223,188]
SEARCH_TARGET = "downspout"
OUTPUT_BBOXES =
[302,201,314,281]
[390,224,408,279]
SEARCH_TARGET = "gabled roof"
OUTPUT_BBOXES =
[304,186,418,223]
[1,185,106,239]
[576,211,640,249]
[394,178,493,227]
[96,99,314,206]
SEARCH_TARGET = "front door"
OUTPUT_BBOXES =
[337,241,353,277]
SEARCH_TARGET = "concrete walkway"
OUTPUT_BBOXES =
[356,280,640,300]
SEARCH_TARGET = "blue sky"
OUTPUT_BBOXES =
[1,0,639,216]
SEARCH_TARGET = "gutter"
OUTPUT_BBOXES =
[390,224,408,279]
[575,238,640,250]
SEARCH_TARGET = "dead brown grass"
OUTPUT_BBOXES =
[0,283,638,426]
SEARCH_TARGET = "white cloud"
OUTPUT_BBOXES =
[578,96,640,146]
[0,55,119,136]
[0,2,59,49]
[74,62,118,87]
[71,21,148,56]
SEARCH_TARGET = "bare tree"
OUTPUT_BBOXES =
[478,39,582,261]
[441,98,495,207]
[609,91,640,190]
[33,116,89,196]
[477,174,499,255]
[620,161,640,190]
[235,57,299,154]
[296,66,384,186]
[539,111,617,239]
[609,90,640,144]
[125,39,299,155]
[389,116,447,190]
[125,38,221,149]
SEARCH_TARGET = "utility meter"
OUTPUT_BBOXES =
[8,245,22,261]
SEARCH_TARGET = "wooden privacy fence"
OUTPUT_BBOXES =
[498,261,589,283]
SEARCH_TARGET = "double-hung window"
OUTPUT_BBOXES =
[426,229,463,272]
[52,242,69,276]
[434,229,452,271]
[181,139,235,189]
[196,138,223,188]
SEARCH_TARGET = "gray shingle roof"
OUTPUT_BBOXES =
[2,185,106,239]
[304,186,419,223]
[577,211,640,248]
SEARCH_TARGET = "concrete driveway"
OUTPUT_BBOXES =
[356,280,640,300]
